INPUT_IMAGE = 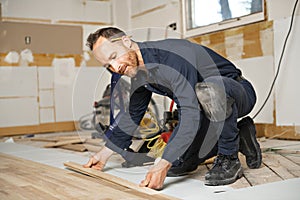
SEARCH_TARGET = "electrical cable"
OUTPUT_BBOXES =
[253,0,299,119]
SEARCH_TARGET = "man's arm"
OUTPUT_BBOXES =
[104,86,153,158]
[140,63,201,190]
[160,65,201,164]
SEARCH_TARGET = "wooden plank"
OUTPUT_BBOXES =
[243,164,282,186]
[256,123,300,140]
[64,162,179,199]
[30,138,58,142]
[64,161,164,196]
[0,153,176,200]
[284,154,300,166]
[60,144,87,152]
[83,143,103,152]
[264,153,300,177]
[85,138,104,146]
[44,138,86,148]
[0,121,77,137]
[262,153,296,179]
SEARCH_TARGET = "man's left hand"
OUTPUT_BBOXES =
[139,158,172,190]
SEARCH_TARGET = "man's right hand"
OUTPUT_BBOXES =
[83,146,114,170]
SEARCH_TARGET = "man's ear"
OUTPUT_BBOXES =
[121,36,132,49]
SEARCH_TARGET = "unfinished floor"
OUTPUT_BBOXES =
[1,131,300,199]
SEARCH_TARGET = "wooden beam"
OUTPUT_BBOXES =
[0,121,76,137]
[256,123,300,140]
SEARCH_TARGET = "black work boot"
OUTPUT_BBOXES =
[238,117,262,169]
[205,154,243,186]
[167,155,201,177]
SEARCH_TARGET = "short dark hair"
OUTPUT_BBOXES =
[86,27,126,50]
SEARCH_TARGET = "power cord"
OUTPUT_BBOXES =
[253,0,299,119]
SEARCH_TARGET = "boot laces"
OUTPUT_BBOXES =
[212,154,232,170]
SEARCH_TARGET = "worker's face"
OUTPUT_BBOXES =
[92,36,139,78]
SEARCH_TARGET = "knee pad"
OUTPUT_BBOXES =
[195,82,234,122]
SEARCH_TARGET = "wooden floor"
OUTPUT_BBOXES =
[0,153,175,200]
[190,137,300,189]
[4,131,300,190]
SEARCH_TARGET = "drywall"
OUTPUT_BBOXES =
[72,67,110,121]
[130,0,181,41]
[0,0,111,24]
[268,0,300,21]
[233,56,274,123]
[274,16,300,125]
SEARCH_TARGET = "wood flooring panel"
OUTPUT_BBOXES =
[60,143,87,152]
[243,164,282,186]
[284,154,300,166]
[0,153,176,200]
[64,161,178,200]
[263,153,298,179]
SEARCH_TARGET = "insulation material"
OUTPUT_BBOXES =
[38,67,54,89]
[39,90,54,107]
[0,67,38,97]
[0,97,39,127]
[53,58,76,86]
[20,48,34,66]
[4,51,19,63]
[39,108,55,123]
[53,58,78,122]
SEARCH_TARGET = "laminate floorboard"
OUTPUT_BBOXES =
[0,153,175,200]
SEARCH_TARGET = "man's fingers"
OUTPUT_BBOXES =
[91,162,105,170]
[83,158,94,168]
[139,173,151,187]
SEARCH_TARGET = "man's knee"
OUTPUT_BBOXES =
[195,80,234,122]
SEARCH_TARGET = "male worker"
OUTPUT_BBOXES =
[83,27,262,189]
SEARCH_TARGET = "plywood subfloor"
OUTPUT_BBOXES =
[0,153,174,200]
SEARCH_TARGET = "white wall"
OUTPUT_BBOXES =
[1,0,299,127]
[130,0,181,41]
[0,0,111,24]
[122,0,300,125]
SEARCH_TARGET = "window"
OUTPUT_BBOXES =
[182,0,265,37]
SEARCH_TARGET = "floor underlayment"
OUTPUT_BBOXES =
[0,141,299,200]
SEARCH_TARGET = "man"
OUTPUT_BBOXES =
[83,27,262,189]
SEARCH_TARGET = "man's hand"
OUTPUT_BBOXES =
[139,158,172,190]
[83,146,114,170]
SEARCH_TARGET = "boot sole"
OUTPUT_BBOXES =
[204,167,243,186]
[239,117,262,169]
